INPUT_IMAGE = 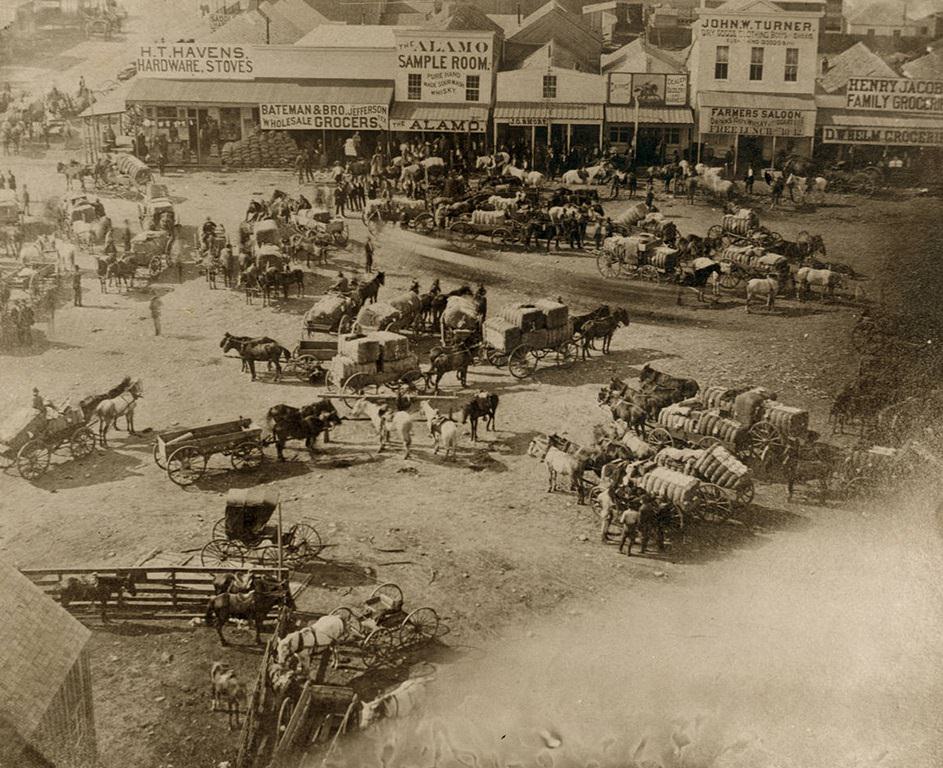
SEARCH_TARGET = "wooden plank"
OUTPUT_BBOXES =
[157,419,252,442]
[20,565,286,576]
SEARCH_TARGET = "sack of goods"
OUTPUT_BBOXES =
[534,298,569,329]
[338,334,381,364]
[722,245,766,268]
[655,447,704,474]
[603,236,638,264]
[487,195,517,213]
[636,466,700,509]
[722,214,752,236]
[355,302,401,332]
[500,303,546,332]
[697,410,747,445]
[649,245,679,271]
[657,404,702,434]
[387,290,421,318]
[331,355,377,382]
[483,317,522,351]
[0,407,45,449]
[441,295,480,330]
[527,434,551,460]
[367,330,411,362]
[305,294,348,326]
[522,327,549,349]
[617,202,649,226]
[692,443,751,488]
[761,401,809,437]
[472,209,506,226]
[382,352,419,375]
[544,320,574,348]
[621,430,655,459]
[757,253,787,272]
[700,385,744,410]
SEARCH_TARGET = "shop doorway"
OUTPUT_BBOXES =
[637,127,662,165]
[738,135,765,171]
[571,124,600,155]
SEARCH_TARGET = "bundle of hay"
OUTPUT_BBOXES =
[338,335,380,364]
[500,303,546,332]
[692,443,751,489]
[635,466,700,510]
[386,291,421,320]
[442,295,479,330]
[305,295,350,327]
[482,318,521,351]
[760,401,809,438]
[355,302,400,332]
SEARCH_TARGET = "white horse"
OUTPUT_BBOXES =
[351,399,414,458]
[561,168,588,185]
[419,400,458,460]
[94,379,143,446]
[276,614,346,670]
[525,170,545,188]
[796,266,841,301]
[745,274,779,313]
[584,161,611,182]
[503,165,526,181]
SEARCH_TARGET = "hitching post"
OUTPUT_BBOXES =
[277,501,283,574]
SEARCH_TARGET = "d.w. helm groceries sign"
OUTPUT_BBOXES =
[137,44,255,79]
[396,31,492,102]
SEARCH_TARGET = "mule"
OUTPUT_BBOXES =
[358,271,385,304]
[796,266,840,302]
[419,400,458,459]
[276,614,346,670]
[351,399,414,458]
[265,400,342,461]
[220,333,291,381]
[94,379,143,447]
[580,308,629,359]
[745,274,779,313]
[461,392,498,441]
[425,336,477,393]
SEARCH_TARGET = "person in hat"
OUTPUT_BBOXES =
[72,266,82,306]
[364,234,374,274]
[32,387,44,411]
[331,271,349,293]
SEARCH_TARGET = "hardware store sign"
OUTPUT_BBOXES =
[845,78,943,114]
[137,44,254,79]
[259,103,389,130]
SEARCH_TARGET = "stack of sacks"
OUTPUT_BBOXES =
[722,245,766,269]
[761,401,809,438]
[732,387,775,427]
[655,447,705,474]
[636,466,701,510]
[501,303,546,332]
[697,411,748,445]
[487,196,517,213]
[305,295,349,327]
[621,431,655,459]
[441,295,479,330]
[331,354,376,382]
[649,245,679,271]
[471,209,506,226]
[535,299,571,346]
[483,318,521,351]
[356,302,400,331]
[692,443,751,489]
[338,334,380,364]
[757,253,788,273]
[617,202,649,226]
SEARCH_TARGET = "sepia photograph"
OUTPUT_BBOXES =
[0,0,941,766]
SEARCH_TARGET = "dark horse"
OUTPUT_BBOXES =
[220,332,291,381]
[204,575,294,645]
[263,267,305,300]
[425,334,478,393]
[358,271,385,304]
[580,307,629,359]
[58,572,137,621]
[461,392,499,441]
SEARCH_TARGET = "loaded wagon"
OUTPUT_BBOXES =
[448,209,522,244]
[270,682,360,768]
[292,209,350,247]
[481,300,578,379]
[304,293,361,336]
[0,405,96,480]
[363,197,432,233]
[153,418,264,486]
[324,331,425,401]
[647,400,753,459]
[653,443,755,519]
[715,245,790,290]
[127,230,172,277]
[596,233,681,283]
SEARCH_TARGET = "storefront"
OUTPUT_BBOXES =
[389,103,490,159]
[606,71,694,163]
[696,92,817,171]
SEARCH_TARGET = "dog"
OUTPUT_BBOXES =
[210,661,247,730]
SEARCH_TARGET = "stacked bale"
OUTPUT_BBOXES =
[482,318,521,351]
[331,354,377,382]
[442,295,479,330]
[338,334,380,364]
[695,411,746,445]
[649,245,679,271]
[621,431,655,459]
[692,444,751,489]
[760,401,809,438]
[635,466,700,510]
[305,295,349,328]
[657,403,701,433]
[355,302,401,331]
[655,447,704,474]
[367,330,417,374]
[486,196,517,213]
[221,131,298,168]
[722,208,758,235]
[501,303,546,332]
[535,299,571,347]
[616,202,649,226]
[722,245,767,269]
[471,209,506,226]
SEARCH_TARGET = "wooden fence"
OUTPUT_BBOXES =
[20,565,289,620]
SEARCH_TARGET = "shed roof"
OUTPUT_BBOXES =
[904,47,943,78]
[426,3,504,33]
[818,42,898,93]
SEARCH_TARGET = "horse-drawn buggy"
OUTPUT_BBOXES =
[153,418,264,486]
[448,208,524,245]
[0,403,96,480]
[63,195,109,245]
[138,194,176,232]
[127,230,172,277]
[481,300,579,379]
[292,209,350,247]
[200,489,324,569]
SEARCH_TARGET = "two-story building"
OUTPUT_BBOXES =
[689,0,821,171]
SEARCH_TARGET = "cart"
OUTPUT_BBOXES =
[596,232,665,279]
[0,405,96,480]
[271,682,360,767]
[363,198,433,234]
[138,196,176,231]
[152,418,264,486]
[448,214,521,244]
[715,248,790,290]
[329,583,440,669]
[832,444,912,498]
[304,293,360,336]
[127,230,171,278]
[282,339,337,383]
[652,443,755,520]
[292,209,350,247]
[200,488,324,568]
[324,362,426,404]
[482,325,579,380]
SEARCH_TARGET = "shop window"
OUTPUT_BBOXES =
[893,29,901,38]
[219,107,241,142]
[408,73,422,100]
[155,106,176,119]
[465,74,480,102]
[784,48,798,82]
[542,74,557,99]
[749,47,764,81]
[609,126,632,143]
[665,128,680,144]
[714,45,729,80]
[867,28,875,36]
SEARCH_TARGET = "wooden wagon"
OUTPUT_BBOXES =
[0,405,96,480]
[282,338,337,383]
[153,418,264,486]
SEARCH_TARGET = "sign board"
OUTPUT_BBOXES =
[507,116,550,126]
[845,78,943,115]
[702,105,814,136]
[698,15,816,46]
[607,73,688,106]
[395,30,493,103]
[390,117,486,132]
[259,103,389,130]
[208,12,237,31]
[822,125,943,147]
[136,44,254,79]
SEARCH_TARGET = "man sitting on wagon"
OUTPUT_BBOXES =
[330,271,349,294]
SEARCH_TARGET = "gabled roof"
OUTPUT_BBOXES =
[487,13,521,35]
[206,7,304,44]
[518,38,586,69]
[847,3,918,27]
[904,47,943,78]
[601,37,686,73]
[508,1,602,58]
[707,0,787,13]
[304,0,387,25]
[818,42,898,92]
[0,565,90,755]
[426,3,504,33]
[295,23,396,48]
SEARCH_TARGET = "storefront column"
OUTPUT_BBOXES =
[696,127,702,164]
[598,122,603,150]
[530,125,536,169]
[566,123,572,152]
[771,136,776,168]
[733,133,740,178]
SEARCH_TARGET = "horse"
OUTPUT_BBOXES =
[358,271,385,305]
[461,392,498,441]
[425,335,477,393]
[601,394,647,438]
[829,381,881,435]
[419,400,459,459]
[537,444,586,504]
[106,258,135,290]
[571,305,610,337]
[220,333,291,381]
[94,379,143,447]
[795,266,841,302]
[204,576,293,645]
[210,662,248,730]
[579,308,629,359]
[95,257,110,292]
[275,614,346,670]
[264,267,305,300]
[429,285,472,327]
[638,366,699,399]
[265,400,343,461]
[351,399,414,458]
[746,274,779,313]
[56,160,91,191]
[561,169,589,185]
[58,572,137,622]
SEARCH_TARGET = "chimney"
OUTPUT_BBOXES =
[517,2,521,24]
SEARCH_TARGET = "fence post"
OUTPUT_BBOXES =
[170,570,177,609]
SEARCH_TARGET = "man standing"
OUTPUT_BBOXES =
[334,183,347,218]
[149,292,162,336]
[627,170,638,198]
[72,266,82,306]
[122,220,132,253]
[20,183,28,216]
[744,165,755,195]
[18,299,33,345]
[295,151,306,184]
[364,235,374,274]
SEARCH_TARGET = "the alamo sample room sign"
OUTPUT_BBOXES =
[136,44,255,78]
[396,31,493,102]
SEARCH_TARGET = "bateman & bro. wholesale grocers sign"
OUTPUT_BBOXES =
[259,104,389,131]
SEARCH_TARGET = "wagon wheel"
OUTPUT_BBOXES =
[167,445,207,486]
[448,221,470,240]
[749,421,784,464]
[200,539,245,567]
[718,268,742,290]
[17,440,50,480]
[491,227,511,248]
[361,627,397,669]
[707,224,723,240]
[637,264,660,283]
[291,355,319,382]
[287,522,324,563]
[698,483,734,522]
[596,251,622,278]
[851,172,877,198]
[398,369,427,393]
[231,440,263,471]
[336,315,353,335]
[150,441,167,469]
[590,485,604,515]
[342,373,371,408]
[324,368,341,393]
[647,427,674,451]
[555,340,578,369]
[413,213,434,235]
[508,344,536,379]
[211,517,227,540]
[485,345,508,368]
[69,427,96,459]
[399,607,439,647]
[735,479,755,506]
[840,474,874,499]
[370,582,404,607]
[697,436,721,450]
[276,697,295,744]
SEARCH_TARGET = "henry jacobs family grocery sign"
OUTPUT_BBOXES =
[396,32,492,102]
[703,106,813,137]
[823,125,943,147]
[698,16,815,46]
[845,78,943,115]
[137,44,254,79]
[259,104,389,130]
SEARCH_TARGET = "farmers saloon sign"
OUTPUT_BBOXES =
[395,30,494,103]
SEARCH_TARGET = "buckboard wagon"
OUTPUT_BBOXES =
[0,406,96,480]
[153,418,264,486]
[482,302,579,379]
[282,339,337,384]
